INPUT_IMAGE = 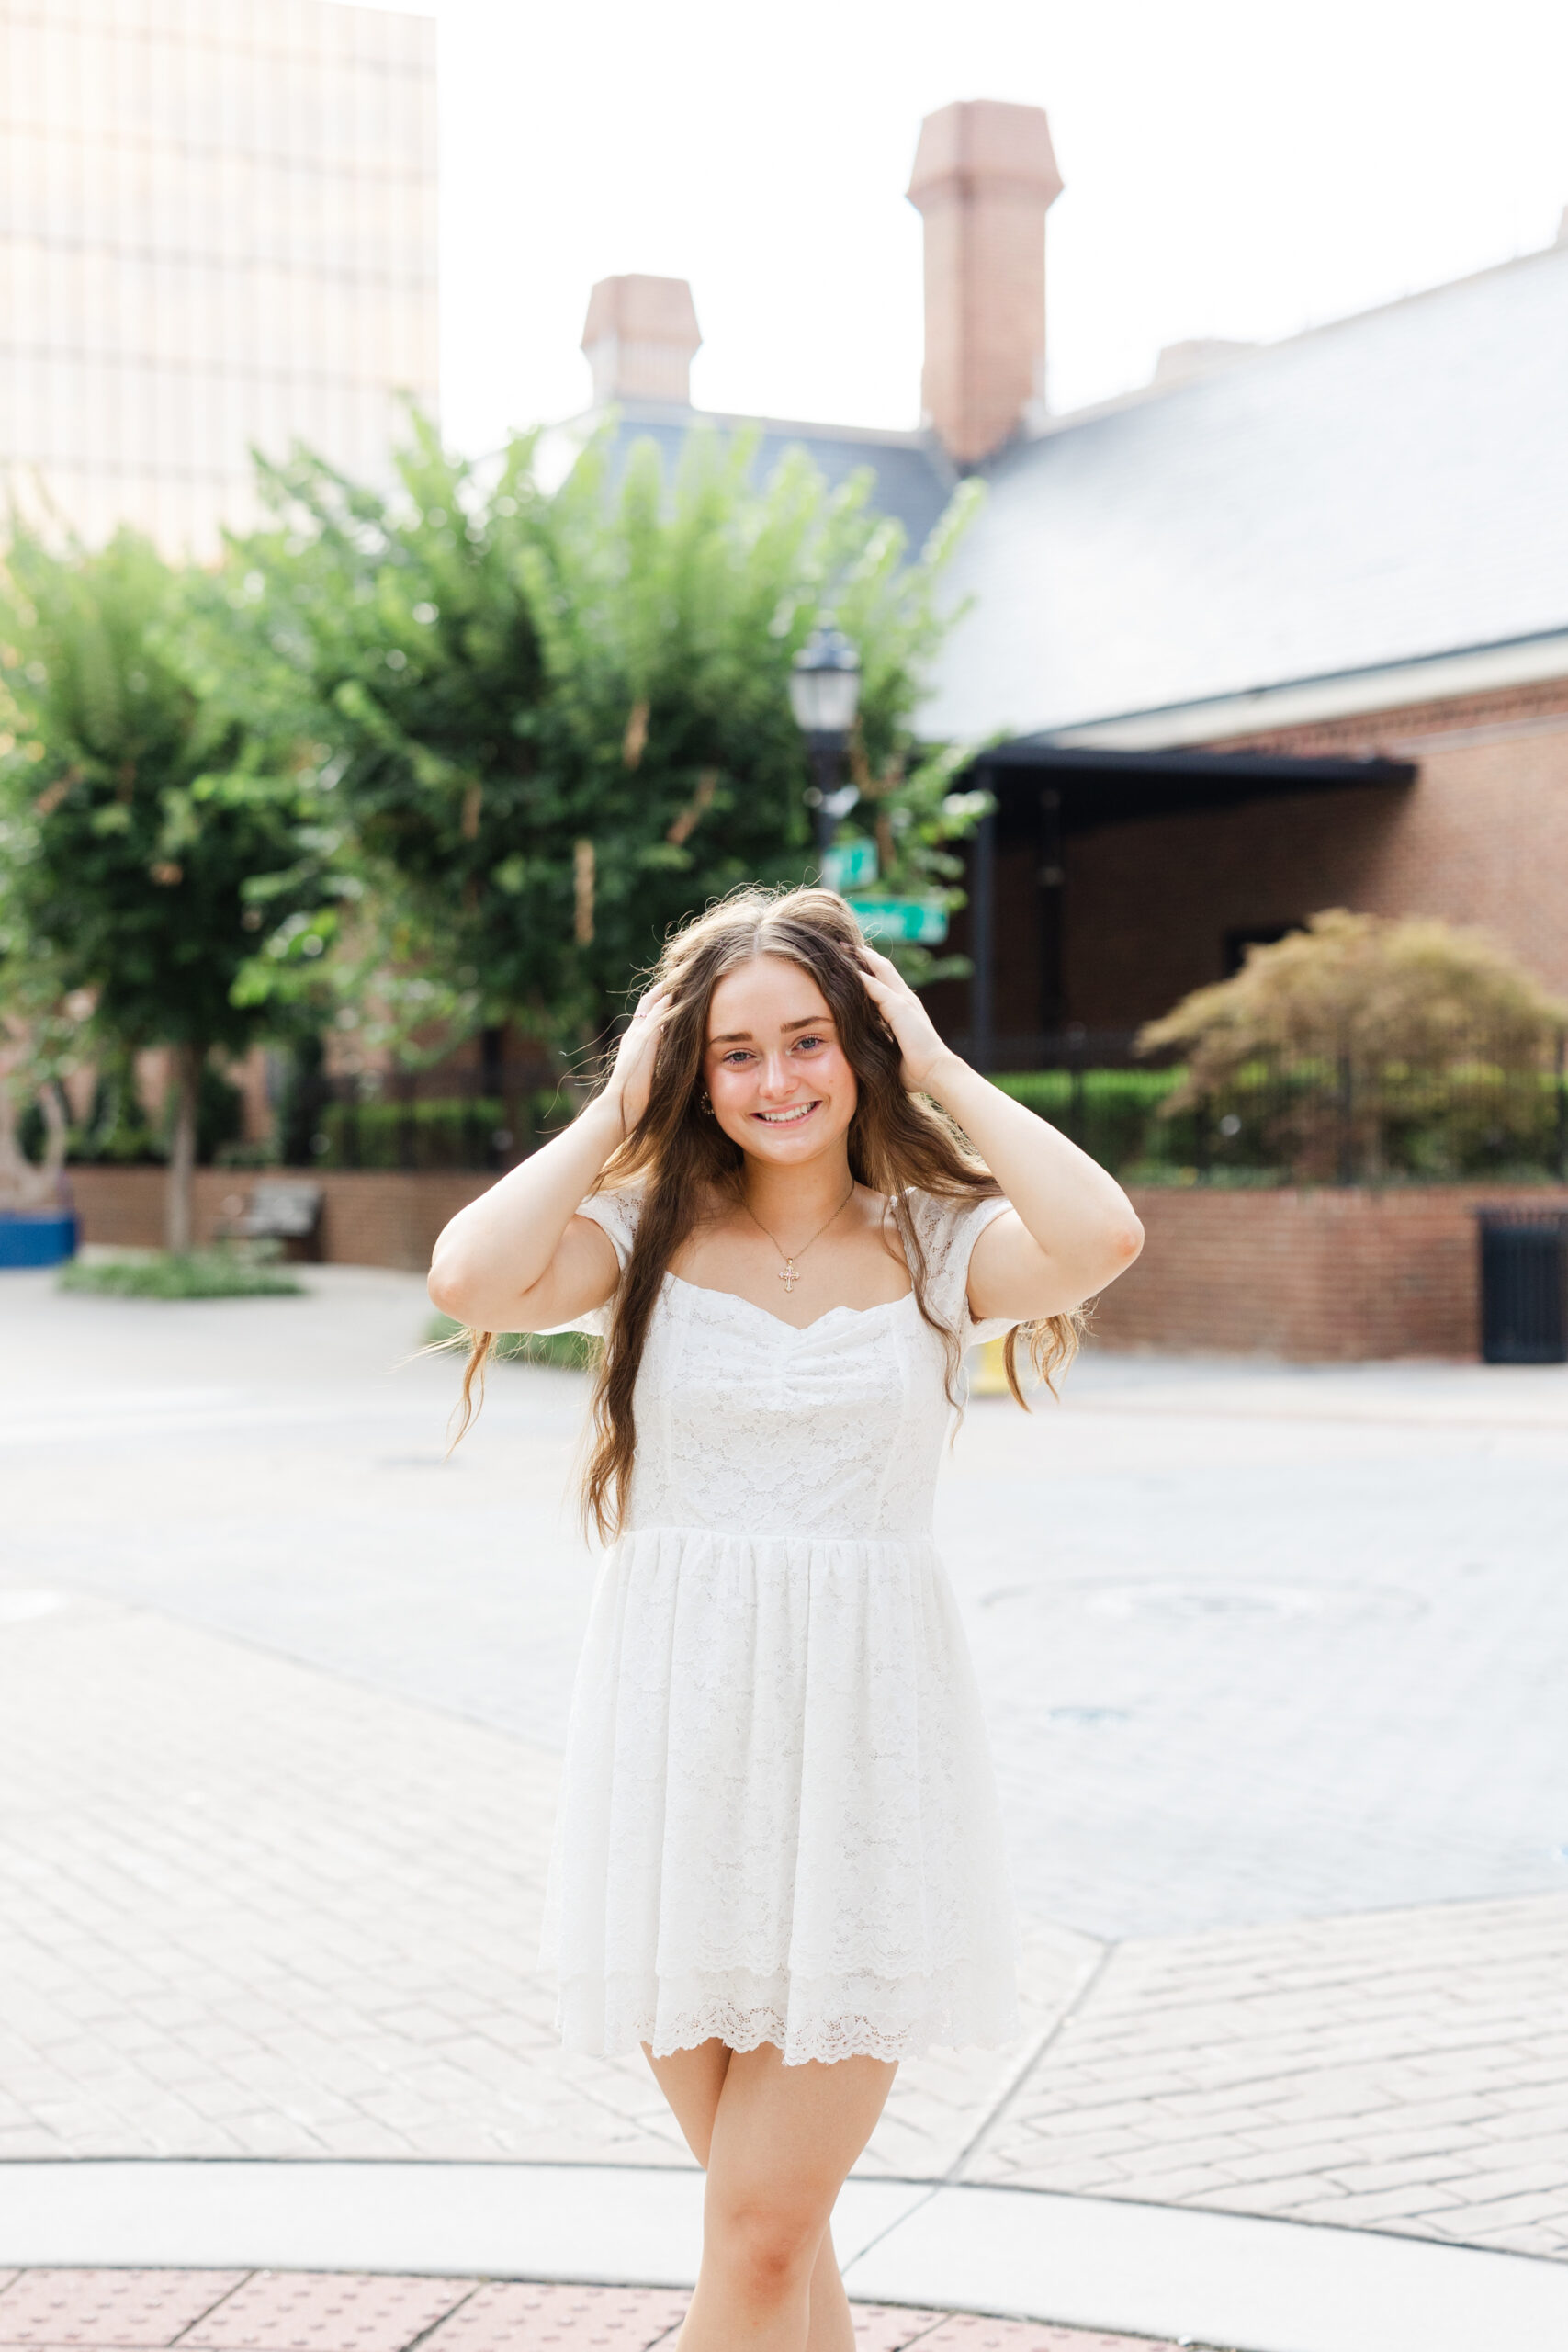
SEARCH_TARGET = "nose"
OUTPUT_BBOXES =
[757,1051,799,1098]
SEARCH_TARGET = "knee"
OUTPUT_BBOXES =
[709,2192,823,2294]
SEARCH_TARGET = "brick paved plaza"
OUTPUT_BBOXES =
[0,2269,1170,2352]
[2,1264,1567,2328]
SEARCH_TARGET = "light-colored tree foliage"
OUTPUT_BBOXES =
[1140,909,1568,1181]
[236,415,984,1061]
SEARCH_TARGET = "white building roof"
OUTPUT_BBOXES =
[923,241,1568,744]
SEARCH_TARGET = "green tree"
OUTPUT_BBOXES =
[0,526,337,1245]
[239,413,981,1063]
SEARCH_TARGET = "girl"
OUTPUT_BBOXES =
[428,886,1143,2352]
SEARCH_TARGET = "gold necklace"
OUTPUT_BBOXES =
[742,1180,856,1295]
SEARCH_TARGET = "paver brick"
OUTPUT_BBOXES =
[1461,2221,1568,2256]
[963,1890,1568,2253]
[184,2276,473,2352]
[916,2321,1180,2350]
[3,1288,1568,2264]
[846,2312,945,2352]
[0,2279,1192,2352]
[1217,2140,1386,2184]
[0,2271,246,2345]
[417,2282,689,2350]
[1436,2187,1568,2230]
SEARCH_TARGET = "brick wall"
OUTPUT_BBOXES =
[1093,1182,1568,1360]
[1222,678,1568,997]
[68,1166,493,1273]
[1065,778,1412,1027]
[1055,680,1568,1027]
[66,1162,1566,1361]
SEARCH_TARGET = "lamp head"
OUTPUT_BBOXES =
[789,626,862,746]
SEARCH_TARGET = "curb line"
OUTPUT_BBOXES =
[2,2159,1566,2352]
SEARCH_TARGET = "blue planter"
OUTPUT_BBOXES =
[0,1211,79,1268]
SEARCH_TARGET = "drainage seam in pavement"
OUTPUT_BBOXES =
[942,1938,1119,2187]
[835,1943,1122,2292]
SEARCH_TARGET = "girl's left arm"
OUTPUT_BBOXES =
[857,947,1145,1321]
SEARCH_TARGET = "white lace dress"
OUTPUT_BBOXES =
[541,1186,1022,2066]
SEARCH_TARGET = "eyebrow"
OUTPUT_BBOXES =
[708,1015,834,1044]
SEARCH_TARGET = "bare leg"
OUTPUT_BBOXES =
[645,2043,856,2349]
[800,2224,854,2352]
[647,2037,731,2165]
[646,2038,896,2352]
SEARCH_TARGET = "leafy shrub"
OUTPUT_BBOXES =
[1138,911,1568,1183]
[60,1245,303,1299]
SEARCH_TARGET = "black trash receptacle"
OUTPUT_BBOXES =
[1475,1209,1568,1363]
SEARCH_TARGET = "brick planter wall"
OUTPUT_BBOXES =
[67,1165,492,1274]
[1096,1182,1568,1360]
[64,1164,1568,1360]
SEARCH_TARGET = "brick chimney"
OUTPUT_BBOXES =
[907,100,1063,465]
[581,275,702,406]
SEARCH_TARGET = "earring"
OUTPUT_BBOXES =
[698,1090,713,1115]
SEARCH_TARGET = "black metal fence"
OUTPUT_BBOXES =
[279,1067,579,1173]
[277,1035,1568,1187]
[990,1031,1568,1186]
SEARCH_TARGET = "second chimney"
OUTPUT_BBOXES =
[581,275,702,407]
[907,100,1063,466]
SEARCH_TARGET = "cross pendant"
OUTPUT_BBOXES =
[778,1260,800,1294]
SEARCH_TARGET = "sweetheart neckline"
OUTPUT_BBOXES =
[663,1270,917,1336]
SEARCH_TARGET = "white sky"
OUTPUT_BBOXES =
[368,0,1568,457]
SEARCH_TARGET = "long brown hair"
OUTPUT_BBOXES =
[457,886,1080,1536]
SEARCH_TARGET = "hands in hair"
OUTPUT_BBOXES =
[854,947,958,1095]
[603,987,677,1136]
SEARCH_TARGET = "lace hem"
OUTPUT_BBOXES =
[556,1962,1021,2067]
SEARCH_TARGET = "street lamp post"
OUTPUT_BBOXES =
[789,625,862,862]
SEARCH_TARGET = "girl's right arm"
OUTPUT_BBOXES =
[426,991,671,1333]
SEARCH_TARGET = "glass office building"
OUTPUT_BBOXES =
[0,0,437,553]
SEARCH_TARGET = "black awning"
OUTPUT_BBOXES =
[977,741,1416,830]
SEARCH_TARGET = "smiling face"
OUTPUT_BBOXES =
[703,953,858,1166]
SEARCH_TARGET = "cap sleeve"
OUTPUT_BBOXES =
[906,1189,1019,1345]
[575,1185,640,1271]
[541,1186,640,1337]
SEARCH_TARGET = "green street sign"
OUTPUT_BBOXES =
[851,898,950,945]
[822,837,878,891]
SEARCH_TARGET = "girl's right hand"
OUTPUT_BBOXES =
[603,987,675,1136]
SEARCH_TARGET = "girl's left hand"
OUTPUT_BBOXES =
[855,944,957,1093]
